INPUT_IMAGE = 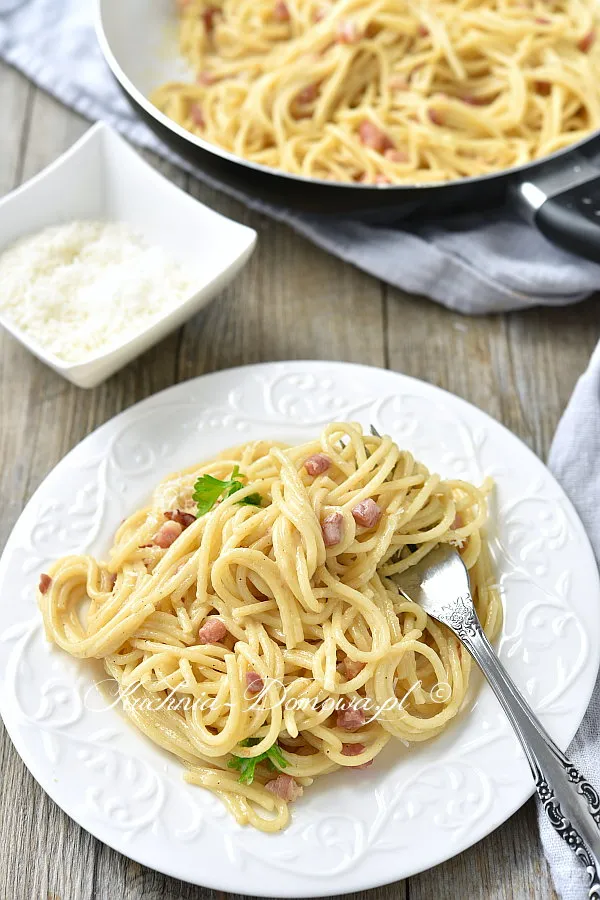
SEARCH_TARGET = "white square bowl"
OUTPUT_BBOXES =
[0,122,257,388]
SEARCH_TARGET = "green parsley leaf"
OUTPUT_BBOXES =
[237,492,262,507]
[193,465,246,517]
[227,739,288,785]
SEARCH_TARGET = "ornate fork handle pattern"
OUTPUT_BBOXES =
[535,767,600,898]
[434,595,600,899]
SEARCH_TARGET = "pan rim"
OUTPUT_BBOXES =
[95,0,600,194]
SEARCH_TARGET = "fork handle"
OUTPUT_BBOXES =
[459,620,600,897]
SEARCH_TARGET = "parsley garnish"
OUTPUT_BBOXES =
[227,738,288,785]
[241,493,262,507]
[193,466,262,516]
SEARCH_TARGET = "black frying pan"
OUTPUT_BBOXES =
[97,0,600,262]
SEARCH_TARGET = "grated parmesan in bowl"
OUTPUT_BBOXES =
[0,220,200,364]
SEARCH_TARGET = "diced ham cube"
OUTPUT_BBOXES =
[297,83,319,104]
[351,498,382,528]
[341,743,373,768]
[273,0,290,21]
[197,71,216,85]
[579,29,596,52]
[336,20,362,44]
[246,671,264,694]
[202,5,220,31]
[337,658,365,679]
[165,509,196,529]
[190,102,205,128]
[154,520,183,548]
[428,108,444,125]
[358,119,394,153]
[389,74,408,90]
[336,706,366,731]
[417,24,429,36]
[304,453,330,475]
[197,618,228,645]
[374,175,392,184]
[265,773,303,801]
[39,573,52,594]
[342,742,366,756]
[462,94,490,105]
[385,148,409,163]
[322,512,344,547]
[342,742,365,756]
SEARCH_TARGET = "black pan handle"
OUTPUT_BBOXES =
[515,159,600,263]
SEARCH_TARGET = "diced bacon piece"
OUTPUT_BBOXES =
[385,148,409,163]
[190,102,205,128]
[246,671,264,694]
[197,71,216,85]
[428,108,444,125]
[579,29,596,52]
[336,706,366,731]
[202,5,220,31]
[154,520,183,548]
[358,119,394,153]
[297,83,319,104]
[165,509,196,529]
[321,512,344,547]
[461,94,489,105]
[273,0,290,21]
[389,75,409,90]
[342,743,373,767]
[265,773,304,801]
[337,657,365,679]
[342,742,366,756]
[304,453,330,475]
[336,20,362,44]
[417,24,429,37]
[198,618,228,644]
[351,498,382,528]
[39,573,52,594]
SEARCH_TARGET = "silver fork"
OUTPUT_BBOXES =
[394,543,600,898]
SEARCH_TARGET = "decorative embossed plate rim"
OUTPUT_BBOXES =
[0,361,598,898]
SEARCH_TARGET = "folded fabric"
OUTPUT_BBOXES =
[540,341,600,900]
[1,0,600,314]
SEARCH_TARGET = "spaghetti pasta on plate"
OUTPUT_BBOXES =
[38,422,500,833]
[152,0,600,185]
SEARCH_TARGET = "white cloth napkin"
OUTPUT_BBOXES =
[1,2,600,896]
[541,343,600,900]
[2,0,600,314]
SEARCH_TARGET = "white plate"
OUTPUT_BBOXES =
[0,123,256,388]
[0,361,598,896]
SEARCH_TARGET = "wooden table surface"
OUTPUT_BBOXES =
[0,59,598,900]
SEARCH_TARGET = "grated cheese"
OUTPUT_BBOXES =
[0,221,200,363]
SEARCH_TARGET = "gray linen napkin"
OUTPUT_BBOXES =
[1,2,600,896]
[2,0,600,314]
[541,343,600,900]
